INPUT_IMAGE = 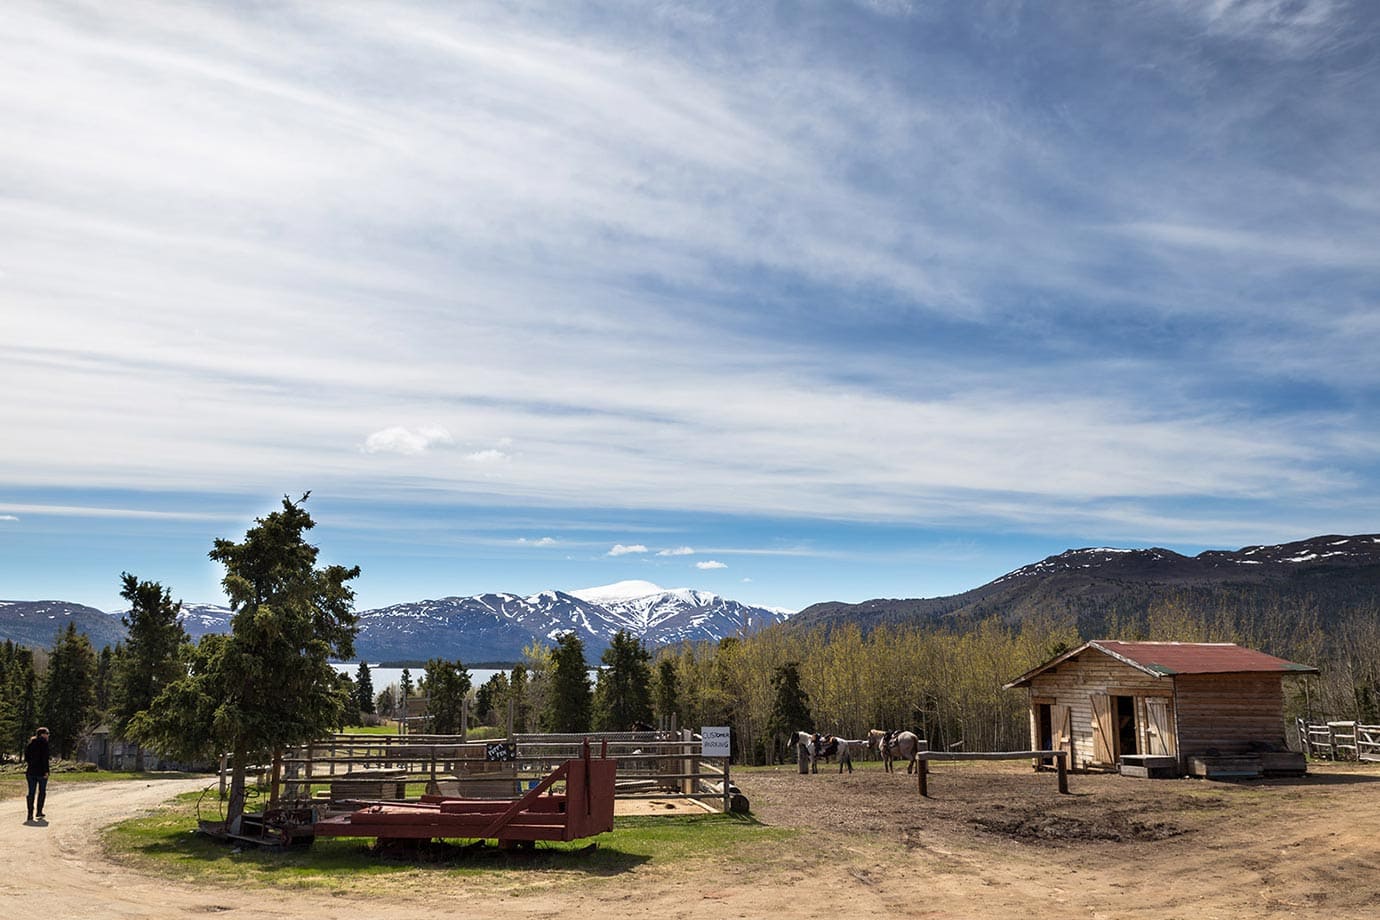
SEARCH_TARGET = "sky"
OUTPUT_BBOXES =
[3,0,1379,615]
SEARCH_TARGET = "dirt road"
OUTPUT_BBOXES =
[3,765,1379,919]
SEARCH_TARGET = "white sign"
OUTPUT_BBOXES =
[702,726,731,758]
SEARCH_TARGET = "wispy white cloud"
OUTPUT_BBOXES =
[657,546,695,556]
[1,0,1377,563]
[0,503,234,522]
[362,427,454,456]
[464,449,510,464]
[0,514,19,522]
[608,544,648,556]
[696,560,727,570]
[518,536,557,547]
[1169,0,1346,56]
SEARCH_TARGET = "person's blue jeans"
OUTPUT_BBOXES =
[26,774,47,819]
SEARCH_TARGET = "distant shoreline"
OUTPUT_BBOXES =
[335,660,521,670]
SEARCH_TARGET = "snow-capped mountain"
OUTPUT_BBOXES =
[992,534,1380,584]
[177,603,235,639]
[573,581,791,646]
[350,583,792,662]
[0,584,790,661]
[0,600,126,650]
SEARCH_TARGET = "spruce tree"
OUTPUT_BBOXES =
[766,662,813,763]
[0,641,37,756]
[375,685,397,719]
[543,633,591,733]
[421,658,471,734]
[355,661,376,715]
[114,573,189,770]
[653,658,680,728]
[593,631,652,731]
[475,671,507,726]
[509,665,531,732]
[129,494,360,830]
[41,622,99,759]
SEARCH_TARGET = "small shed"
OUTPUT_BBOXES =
[1003,641,1318,777]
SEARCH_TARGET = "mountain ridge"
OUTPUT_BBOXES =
[789,533,1380,636]
[6,534,1378,658]
[0,583,790,661]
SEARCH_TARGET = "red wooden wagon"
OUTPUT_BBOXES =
[310,746,616,848]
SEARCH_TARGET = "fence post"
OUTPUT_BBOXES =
[270,749,281,808]
[917,756,929,797]
[1057,752,1068,794]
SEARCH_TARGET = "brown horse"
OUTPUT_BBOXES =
[867,728,924,773]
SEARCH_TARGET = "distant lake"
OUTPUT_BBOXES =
[331,662,604,693]
[331,662,509,689]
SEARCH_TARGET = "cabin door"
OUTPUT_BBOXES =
[1090,694,1114,765]
[1144,697,1175,756]
[1052,704,1073,768]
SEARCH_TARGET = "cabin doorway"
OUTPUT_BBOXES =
[1114,695,1138,757]
[1037,703,1053,750]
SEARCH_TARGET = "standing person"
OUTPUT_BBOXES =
[25,726,50,824]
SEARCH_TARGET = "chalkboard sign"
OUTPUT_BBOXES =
[485,742,516,762]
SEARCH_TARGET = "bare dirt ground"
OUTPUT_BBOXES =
[3,762,1379,919]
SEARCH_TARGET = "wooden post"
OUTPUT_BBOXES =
[723,757,731,813]
[304,743,313,801]
[1057,751,1068,794]
[218,753,228,799]
[270,749,282,808]
[918,756,929,797]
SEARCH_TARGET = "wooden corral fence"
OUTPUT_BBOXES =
[311,743,617,848]
[225,729,738,814]
[914,750,1069,798]
[1297,720,1380,762]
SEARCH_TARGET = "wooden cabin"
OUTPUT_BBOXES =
[1004,641,1318,778]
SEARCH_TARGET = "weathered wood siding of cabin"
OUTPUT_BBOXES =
[1173,673,1286,756]
[1026,653,1173,769]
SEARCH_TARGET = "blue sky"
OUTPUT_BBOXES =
[3,1,1378,614]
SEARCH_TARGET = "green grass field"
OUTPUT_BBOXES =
[103,789,791,894]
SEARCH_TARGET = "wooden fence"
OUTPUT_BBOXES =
[224,730,736,813]
[1296,720,1380,762]
[914,750,1069,798]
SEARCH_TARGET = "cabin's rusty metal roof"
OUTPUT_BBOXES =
[1003,640,1319,689]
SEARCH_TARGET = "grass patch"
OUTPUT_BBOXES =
[104,790,795,895]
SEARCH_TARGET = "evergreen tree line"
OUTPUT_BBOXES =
[430,631,657,735]
[0,569,192,763]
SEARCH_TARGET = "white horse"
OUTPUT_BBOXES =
[867,728,924,773]
[796,731,854,774]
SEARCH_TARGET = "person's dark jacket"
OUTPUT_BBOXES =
[25,735,50,777]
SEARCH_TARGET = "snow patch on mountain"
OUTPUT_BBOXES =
[570,580,667,604]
